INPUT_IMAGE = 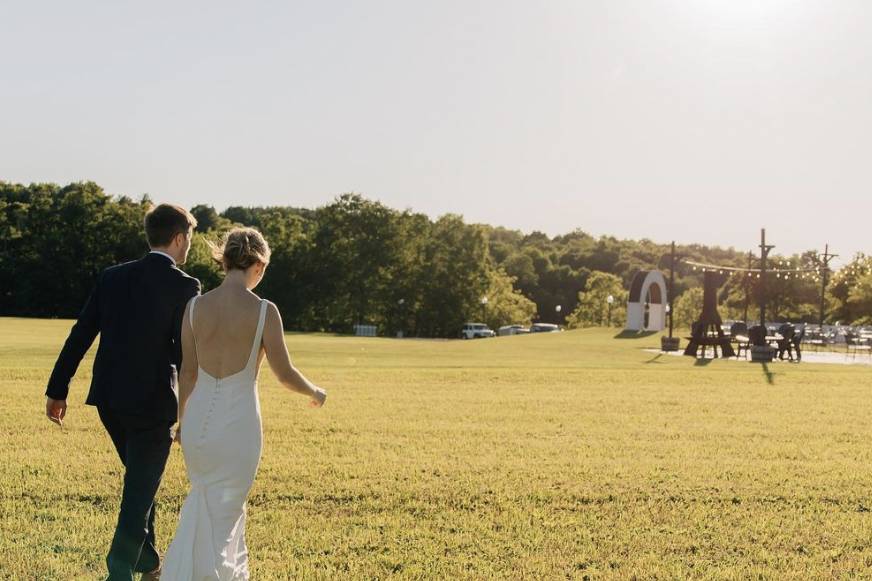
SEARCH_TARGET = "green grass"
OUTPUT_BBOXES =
[2,317,872,579]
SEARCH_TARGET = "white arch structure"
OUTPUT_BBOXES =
[625,270,668,332]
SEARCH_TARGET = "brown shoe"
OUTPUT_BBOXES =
[141,567,161,580]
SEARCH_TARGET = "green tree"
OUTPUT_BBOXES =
[566,271,627,328]
[191,204,232,233]
[307,194,402,333]
[828,254,872,324]
[846,273,872,325]
[416,215,490,337]
[673,287,704,330]
[381,211,431,337]
[1,182,147,316]
[481,268,538,330]
[254,209,313,330]
[184,233,223,292]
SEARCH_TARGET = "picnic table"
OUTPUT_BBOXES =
[684,331,735,358]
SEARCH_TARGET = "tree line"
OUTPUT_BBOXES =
[2,181,869,336]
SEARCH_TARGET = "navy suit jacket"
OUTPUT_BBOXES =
[46,253,201,422]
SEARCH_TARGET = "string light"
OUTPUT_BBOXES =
[681,259,819,276]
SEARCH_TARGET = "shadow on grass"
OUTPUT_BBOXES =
[693,357,714,367]
[614,330,658,339]
[644,353,664,364]
[753,361,776,385]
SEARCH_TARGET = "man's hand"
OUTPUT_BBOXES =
[46,397,67,427]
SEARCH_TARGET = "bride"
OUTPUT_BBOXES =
[162,227,326,580]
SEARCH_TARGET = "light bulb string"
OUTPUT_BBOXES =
[681,259,821,275]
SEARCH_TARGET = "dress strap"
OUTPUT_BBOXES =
[188,296,199,359]
[245,300,268,369]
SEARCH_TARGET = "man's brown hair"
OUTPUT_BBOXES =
[144,204,197,248]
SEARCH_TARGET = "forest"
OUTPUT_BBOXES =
[2,181,870,337]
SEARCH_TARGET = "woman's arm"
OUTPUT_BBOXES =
[262,302,326,407]
[177,298,200,431]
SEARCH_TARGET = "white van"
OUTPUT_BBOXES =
[460,323,495,339]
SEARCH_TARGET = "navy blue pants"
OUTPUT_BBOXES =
[98,407,173,581]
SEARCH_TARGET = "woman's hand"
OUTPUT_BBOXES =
[310,387,327,408]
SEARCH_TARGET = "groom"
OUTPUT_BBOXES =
[45,204,200,580]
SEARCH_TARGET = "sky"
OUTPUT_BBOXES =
[2,0,871,263]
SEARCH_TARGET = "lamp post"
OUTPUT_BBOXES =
[397,298,405,338]
[480,296,488,325]
[555,304,562,326]
[606,294,615,327]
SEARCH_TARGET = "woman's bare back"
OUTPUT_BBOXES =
[189,287,266,379]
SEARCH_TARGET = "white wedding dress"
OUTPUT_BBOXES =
[162,297,267,580]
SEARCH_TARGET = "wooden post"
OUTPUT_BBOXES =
[661,242,683,352]
[743,251,753,324]
[759,228,774,329]
[818,244,837,328]
[751,229,776,362]
[668,241,675,339]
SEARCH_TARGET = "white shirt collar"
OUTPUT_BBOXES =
[149,250,177,266]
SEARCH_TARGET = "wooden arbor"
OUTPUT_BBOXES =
[683,271,735,358]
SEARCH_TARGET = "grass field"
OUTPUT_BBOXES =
[3,318,872,579]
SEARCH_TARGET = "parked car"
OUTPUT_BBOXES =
[460,323,495,339]
[498,325,530,336]
[530,323,561,333]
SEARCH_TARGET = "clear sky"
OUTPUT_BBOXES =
[2,0,870,262]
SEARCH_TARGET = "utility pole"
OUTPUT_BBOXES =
[758,229,775,330]
[817,244,837,328]
[668,241,676,339]
[747,229,777,363]
[743,251,753,324]
[661,242,684,352]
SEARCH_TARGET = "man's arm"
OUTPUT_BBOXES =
[172,277,201,370]
[45,274,102,402]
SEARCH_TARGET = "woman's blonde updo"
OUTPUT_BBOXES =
[209,227,271,271]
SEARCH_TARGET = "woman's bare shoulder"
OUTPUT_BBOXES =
[263,300,282,322]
